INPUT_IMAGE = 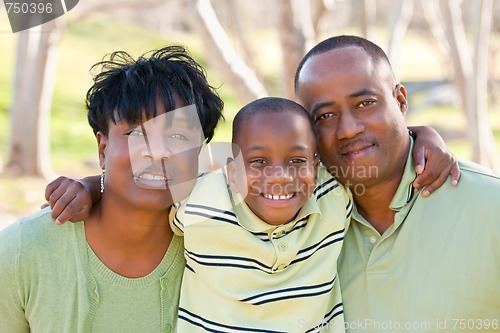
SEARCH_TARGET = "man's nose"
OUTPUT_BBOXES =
[337,109,364,140]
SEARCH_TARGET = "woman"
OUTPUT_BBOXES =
[0,45,223,332]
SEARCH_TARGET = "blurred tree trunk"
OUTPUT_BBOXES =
[387,0,415,80]
[6,21,61,178]
[278,0,316,99]
[185,0,268,105]
[311,0,336,33]
[439,0,499,168]
[4,0,167,177]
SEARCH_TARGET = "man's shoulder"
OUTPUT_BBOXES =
[456,160,500,194]
[424,160,500,210]
[458,160,500,181]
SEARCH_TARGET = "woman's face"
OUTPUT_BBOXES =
[98,96,204,211]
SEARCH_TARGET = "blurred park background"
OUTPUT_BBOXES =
[1,0,500,227]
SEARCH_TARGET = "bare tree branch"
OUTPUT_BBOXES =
[185,0,267,105]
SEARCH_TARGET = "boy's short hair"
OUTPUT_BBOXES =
[232,97,314,143]
[86,45,224,142]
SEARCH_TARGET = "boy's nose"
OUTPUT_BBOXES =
[265,165,294,183]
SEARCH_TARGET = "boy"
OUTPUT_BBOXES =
[172,97,351,332]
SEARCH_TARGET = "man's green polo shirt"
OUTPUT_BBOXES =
[338,139,500,332]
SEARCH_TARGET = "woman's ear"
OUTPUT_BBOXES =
[96,131,107,170]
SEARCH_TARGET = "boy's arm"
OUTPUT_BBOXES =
[44,175,101,225]
[410,125,460,197]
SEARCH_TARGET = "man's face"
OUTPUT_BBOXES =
[230,112,319,225]
[295,46,409,190]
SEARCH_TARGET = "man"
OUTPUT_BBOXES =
[294,35,500,332]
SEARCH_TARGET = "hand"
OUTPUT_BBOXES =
[44,176,93,225]
[410,126,460,197]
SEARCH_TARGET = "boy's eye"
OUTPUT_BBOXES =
[249,158,267,165]
[289,158,307,164]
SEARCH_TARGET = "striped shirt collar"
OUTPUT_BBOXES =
[389,135,418,211]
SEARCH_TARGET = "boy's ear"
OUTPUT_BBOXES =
[313,152,320,182]
[227,157,240,193]
[313,152,320,166]
[96,131,107,170]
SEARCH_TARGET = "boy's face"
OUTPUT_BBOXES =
[231,111,319,225]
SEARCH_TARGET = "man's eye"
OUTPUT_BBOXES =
[317,112,334,121]
[358,100,374,108]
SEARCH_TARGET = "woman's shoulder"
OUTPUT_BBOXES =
[0,207,84,256]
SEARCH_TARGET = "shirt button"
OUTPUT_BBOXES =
[164,324,172,332]
[161,279,169,287]
[369,236,377,244]
[275,231,284,238]
[276,264,287,271]
[278,242,288,252]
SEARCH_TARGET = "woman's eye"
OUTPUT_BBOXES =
[128,129,144,136]
[169,133,188,141]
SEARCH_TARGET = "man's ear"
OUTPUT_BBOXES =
[395,84,409,116]
[96,131,107,170]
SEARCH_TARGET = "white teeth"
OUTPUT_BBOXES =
[263,194,293,200]
[137,173,167,181]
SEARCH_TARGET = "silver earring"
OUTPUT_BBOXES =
[100,169,105,193]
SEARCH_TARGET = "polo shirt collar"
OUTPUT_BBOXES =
[231,191,322,233]
[349,134,417,234]
[389,135,418,211]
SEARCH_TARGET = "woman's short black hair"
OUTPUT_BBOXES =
[86,45,224,142]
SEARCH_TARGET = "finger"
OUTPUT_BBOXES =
[420,169,450,197]
[55,203,89,225]
[50,190,79,224]
[412,146,426,178]
[413,168,436,192]
[53,190,92,225]
[46,178,76,208]
[450,161,461,186]
[44,177,65,202]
